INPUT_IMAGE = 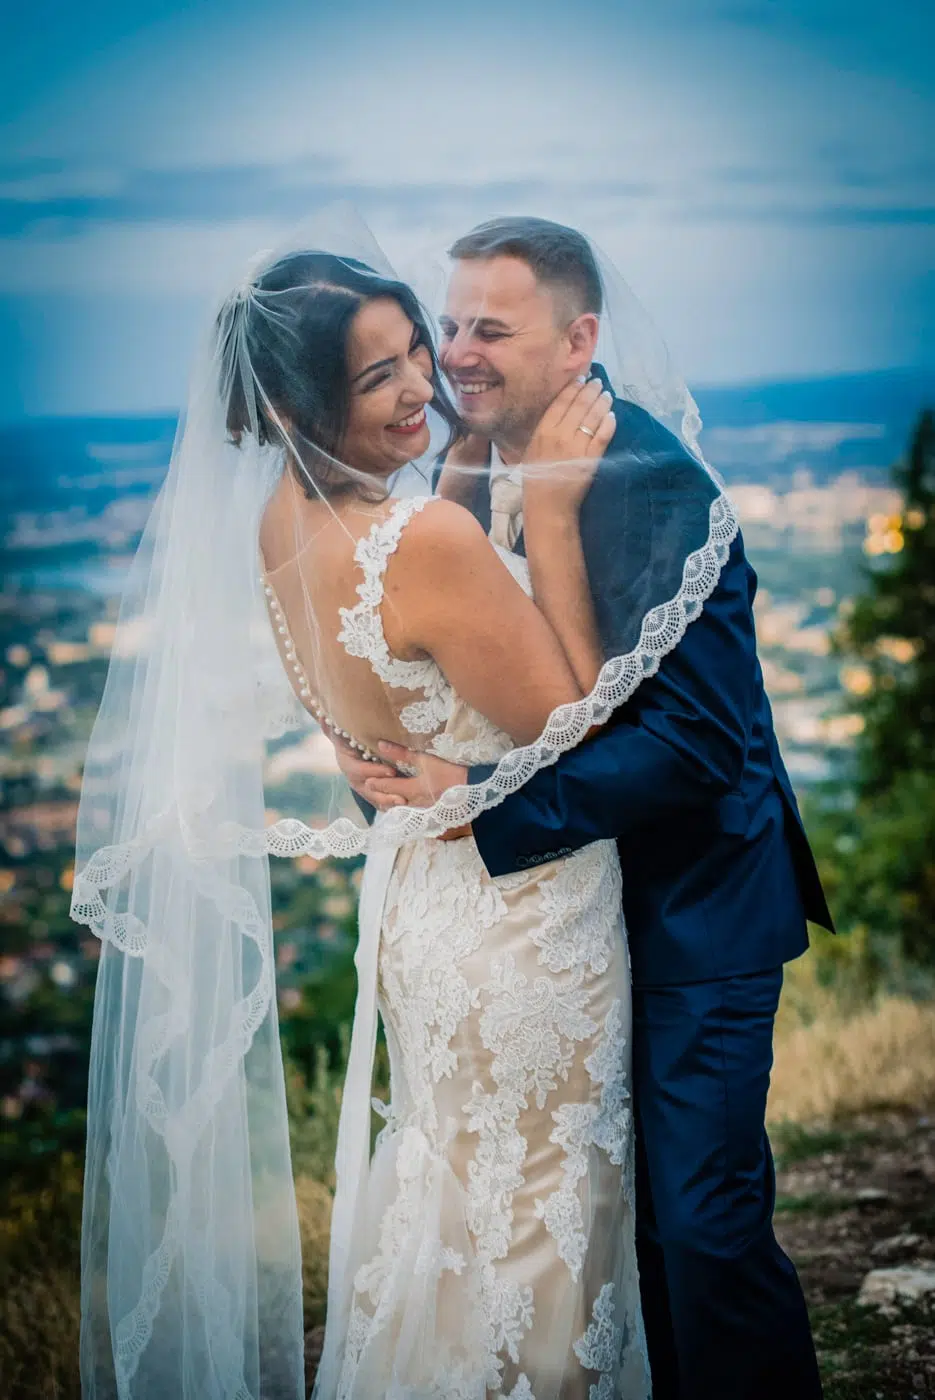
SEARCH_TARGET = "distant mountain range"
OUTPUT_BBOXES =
[694,367,933,433]
[693,367,933,486]
[1,368,932,533]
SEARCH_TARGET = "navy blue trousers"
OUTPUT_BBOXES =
[632,968,822,1400]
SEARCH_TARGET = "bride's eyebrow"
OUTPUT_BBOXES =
[351,355,395,384]
[352,326,422,384]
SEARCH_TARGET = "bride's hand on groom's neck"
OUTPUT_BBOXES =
[523,377,615,513]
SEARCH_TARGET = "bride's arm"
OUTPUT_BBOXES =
[383,500,585,745]
[524,504,601,694]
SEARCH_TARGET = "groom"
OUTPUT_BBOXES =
[338,217,831,1399]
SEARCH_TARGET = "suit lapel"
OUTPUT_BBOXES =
[433,443,494,535]
[472,459,493,536]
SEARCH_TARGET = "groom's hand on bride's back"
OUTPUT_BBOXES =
[330,735,397,798]
[363,742,467,809]
[321,718,397,801]
[331,734,471,839]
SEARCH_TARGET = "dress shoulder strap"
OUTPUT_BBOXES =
[337,495,453,735]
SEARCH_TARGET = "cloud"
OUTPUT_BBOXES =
[0,164,566,239]
[2,0,932,412]
[1,160,929,249]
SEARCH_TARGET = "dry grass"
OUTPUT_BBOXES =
[0,1155,83,1400]
[294,1173,333,1328]
[0,1162,332,1398]
[770,957,935,1124]
[0,1264,81,1400]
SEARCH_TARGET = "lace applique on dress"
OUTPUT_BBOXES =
[524,848,629,1278]
[429,726,513,766]
[379,840,508,1109]
[573,1282,623,1398]
[333,829,643,1396]
[532,844,622,976]
[337,496,455,735]
[586,998,633,1173]
[460,949,601,1381]
[533,995,633,1277]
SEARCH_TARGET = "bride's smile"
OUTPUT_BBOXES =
[344,296,435,470]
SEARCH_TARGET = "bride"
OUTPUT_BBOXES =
[252,252,640,1399]
[71,213,716,1399]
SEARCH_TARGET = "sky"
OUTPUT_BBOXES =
[1,0,933,418]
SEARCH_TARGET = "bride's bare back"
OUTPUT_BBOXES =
[260,486,431,759]
[259,474,588,767]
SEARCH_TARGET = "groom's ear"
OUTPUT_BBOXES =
[566,313,600,372]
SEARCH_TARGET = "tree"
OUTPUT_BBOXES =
[816,411,935,968]
[845,410,935,790]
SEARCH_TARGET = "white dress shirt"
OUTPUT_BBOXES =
[488,443,524,550]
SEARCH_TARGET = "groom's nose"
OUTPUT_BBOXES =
[401,359,434,403]
[441,328,481,371]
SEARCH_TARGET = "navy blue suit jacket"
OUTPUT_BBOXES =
[462,386,833,988]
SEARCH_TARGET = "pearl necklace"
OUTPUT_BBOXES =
[260,576,383,765]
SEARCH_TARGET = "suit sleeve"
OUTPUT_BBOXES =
[351,790,377,825]
[470,537,758,876]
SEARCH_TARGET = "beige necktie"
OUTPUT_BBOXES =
[489,473,524,550]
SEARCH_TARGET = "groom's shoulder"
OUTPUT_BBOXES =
[609,398,692,462]
[606,399,715,496]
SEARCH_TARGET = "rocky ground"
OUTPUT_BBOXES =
[774,1113,935,1399]
[305,1113,935,1397]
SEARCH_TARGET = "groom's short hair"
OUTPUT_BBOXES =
[449,217,603,321]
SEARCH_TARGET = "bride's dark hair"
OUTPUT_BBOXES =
[221,251,463,498]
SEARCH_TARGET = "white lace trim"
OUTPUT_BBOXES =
[74,847,277,1390]
[266,489,739,855]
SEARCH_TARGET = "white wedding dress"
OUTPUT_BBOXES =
[268,497,649,1400]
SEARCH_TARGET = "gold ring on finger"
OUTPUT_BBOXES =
[578,426,595,438]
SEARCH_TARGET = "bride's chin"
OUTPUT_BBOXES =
[391,426,431,463]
